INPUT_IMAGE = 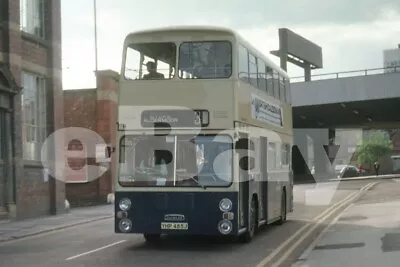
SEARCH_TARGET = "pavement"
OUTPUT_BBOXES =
[330,173,400,182]
[292,178,400,267]
[0,205,113,242]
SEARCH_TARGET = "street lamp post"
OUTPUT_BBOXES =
[94,0,98,72]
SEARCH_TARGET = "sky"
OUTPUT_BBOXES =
[61,0,400,89]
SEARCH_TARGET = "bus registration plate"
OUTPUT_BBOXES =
[161,222,188,230]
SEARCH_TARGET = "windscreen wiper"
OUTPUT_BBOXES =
[176,172,206,189]
[190,176,206,190]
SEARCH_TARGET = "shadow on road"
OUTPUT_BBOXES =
[125,220,307,252]
[123,180,372,253]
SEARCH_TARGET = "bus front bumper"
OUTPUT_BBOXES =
[114,191,238,236]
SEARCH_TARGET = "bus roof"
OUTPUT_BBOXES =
[125,25,236,37]
[125,25,289,78]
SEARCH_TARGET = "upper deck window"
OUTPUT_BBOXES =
[238,44,249,82]
[124,42,176,80]
[248,53,258,87]
[178,41,232,79]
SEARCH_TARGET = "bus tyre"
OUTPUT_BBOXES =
[277,190,287,225]
[240,198,257,243]
[144,233,161,244]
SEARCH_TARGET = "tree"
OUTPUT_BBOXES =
[384,128,400,140]
[356,131,393,169]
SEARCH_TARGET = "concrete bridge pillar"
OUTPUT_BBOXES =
[293,129,311,183]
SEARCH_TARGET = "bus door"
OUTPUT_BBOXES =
[237,134,250,229]
[259,136,268,222]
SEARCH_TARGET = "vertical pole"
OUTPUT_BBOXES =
[173,136,177,186]
[304,64,311,81]
[94,0,98,72]
[278,28,288,71]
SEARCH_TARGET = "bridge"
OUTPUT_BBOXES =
[290,67,400,183]
[291,67,400,128]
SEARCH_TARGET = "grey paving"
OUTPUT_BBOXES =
[293,179,400,267]
[0,205,113,242]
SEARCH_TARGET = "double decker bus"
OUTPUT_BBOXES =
[114,26,293,243]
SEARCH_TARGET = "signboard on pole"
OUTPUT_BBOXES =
[323,144,340,164]
[64,142,88,183]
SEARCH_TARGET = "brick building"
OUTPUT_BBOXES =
[0,0,64,220]
[63,70,118,207]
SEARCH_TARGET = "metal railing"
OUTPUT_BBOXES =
[291,66,400,83]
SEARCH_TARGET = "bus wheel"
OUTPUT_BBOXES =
[240,198,257,243]
[277,190,287,225]
[143,233,161,244]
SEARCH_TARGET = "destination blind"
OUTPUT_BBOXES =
[141,109,209,128]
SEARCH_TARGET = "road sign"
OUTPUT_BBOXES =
[64,144,88,183]
[323,144,340,164]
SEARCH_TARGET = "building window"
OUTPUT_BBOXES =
[20,0,45,38]
[21,72,47,161]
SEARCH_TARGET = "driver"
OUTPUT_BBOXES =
[143,61,165,80]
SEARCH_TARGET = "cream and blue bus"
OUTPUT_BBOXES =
[114,26,293,243]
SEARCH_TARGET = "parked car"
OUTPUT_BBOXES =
[335,164,360,178]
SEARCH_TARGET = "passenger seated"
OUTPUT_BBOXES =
[143,61,165,80]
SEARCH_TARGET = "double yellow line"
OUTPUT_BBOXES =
[255,182,377,267]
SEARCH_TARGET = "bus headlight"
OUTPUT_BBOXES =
[218,219,233,235]
[219,198,232,212]
[119,198,131,211]
[119,218,132,233]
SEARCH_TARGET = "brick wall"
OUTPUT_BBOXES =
[393,133,400,152]
[64,89,97,130]
[0,0,64,220]
[64,89,99,206]
[63,70,119,207]
[95,70,119,196]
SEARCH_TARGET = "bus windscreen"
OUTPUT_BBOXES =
[118,135,233,187]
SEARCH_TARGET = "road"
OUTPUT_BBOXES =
[0,179,386,267]
[292,178,400,267]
